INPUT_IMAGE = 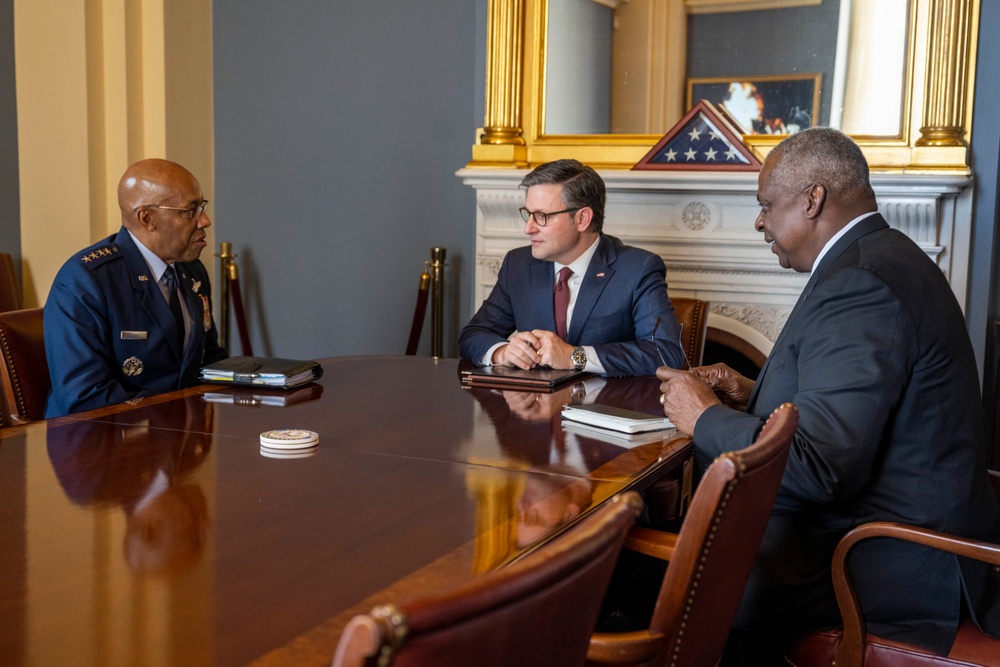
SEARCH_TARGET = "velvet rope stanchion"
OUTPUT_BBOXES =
[229,272,253,356]
[215,243,233,350]
[405,263,431,356]
[216,242,254,356]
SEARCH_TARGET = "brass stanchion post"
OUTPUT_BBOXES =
[215,242,233,351]
[430,247,447,358]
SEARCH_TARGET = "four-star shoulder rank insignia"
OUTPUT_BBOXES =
[79,245,120,267]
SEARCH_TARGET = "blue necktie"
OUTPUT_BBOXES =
[163,265,184,348]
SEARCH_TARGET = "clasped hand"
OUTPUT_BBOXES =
[494,330,574,370]
[502,383,576,421]
[657,362,753,435]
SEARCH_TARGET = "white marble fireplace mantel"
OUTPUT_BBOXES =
[456,168,973,358]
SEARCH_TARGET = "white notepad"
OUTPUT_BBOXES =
[561,404,674,434]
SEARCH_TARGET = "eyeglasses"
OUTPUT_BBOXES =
[651,317,668,367]
[651,317,690,369]
[519,207,579,226]
[133,200,209,220]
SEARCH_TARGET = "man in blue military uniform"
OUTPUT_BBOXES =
[44,158,228,418]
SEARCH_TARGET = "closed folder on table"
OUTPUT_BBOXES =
[461,365,588,389]
[200,356,323,389]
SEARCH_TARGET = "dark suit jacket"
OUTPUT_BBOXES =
[458,234,683,376]
[44,226,228,417]
[694,214,1000,652]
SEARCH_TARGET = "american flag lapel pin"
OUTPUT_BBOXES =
[596,272,606,278]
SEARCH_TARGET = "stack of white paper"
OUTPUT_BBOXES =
[561,404,674,434]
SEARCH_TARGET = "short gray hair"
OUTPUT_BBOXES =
[766,127,876,203]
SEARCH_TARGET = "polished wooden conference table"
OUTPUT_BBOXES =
[0,356,691,666]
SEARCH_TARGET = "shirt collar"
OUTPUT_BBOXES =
[127,229,170,282]
[810,211,878,274]
[555,235,601,278]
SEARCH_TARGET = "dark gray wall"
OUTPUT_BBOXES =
[0,0,21,292]
[212,2,481,359]
[969,0,1000,465]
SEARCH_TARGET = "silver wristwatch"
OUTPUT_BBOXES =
[571,346,587,371]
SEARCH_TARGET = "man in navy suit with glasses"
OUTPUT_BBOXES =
[459,159,684,377]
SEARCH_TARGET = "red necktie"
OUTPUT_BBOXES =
[554,266,573,340]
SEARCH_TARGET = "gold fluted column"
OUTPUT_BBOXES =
[481,0,526,145]
[470,0,530,166]
[916,0,974,147]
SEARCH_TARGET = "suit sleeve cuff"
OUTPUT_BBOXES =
[693,404,764,459]
[482,342,506,366]
[583,345,606,374]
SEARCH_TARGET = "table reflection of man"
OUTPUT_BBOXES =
[474,378,629,472]
[47,396,213,576]
[515,469,593,548]
[466,377,668,558]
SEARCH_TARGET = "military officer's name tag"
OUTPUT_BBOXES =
[120,330,148,340]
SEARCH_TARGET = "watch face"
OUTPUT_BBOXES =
[572,347,586,368]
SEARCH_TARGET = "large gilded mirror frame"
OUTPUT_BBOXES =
[469,0,979,171]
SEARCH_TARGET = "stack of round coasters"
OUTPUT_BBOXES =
[260,445,318,459]
[259,429,319,458]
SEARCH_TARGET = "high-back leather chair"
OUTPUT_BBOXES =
[0,253,22,313]
[784,469,1000,667]
[671,297,710,367]
[0,308,49,425]
[331,491,644,667]
[587,403,799,667]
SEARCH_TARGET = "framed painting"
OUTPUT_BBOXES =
[686,74,821,135]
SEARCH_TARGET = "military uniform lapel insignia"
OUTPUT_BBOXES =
[200,294,211,331]
[122,356,144,376]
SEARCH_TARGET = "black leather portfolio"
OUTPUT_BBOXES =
[199,356,323,389]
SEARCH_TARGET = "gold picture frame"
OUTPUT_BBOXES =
[470,0,979,171]
[686,74,821,136]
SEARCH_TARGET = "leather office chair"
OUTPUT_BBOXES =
[586,402,799,667]
[0,308,49,425]
[0,253,22,313]
[784,469,1000,667]
[331,491,644,667]
[670,297,710,368]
